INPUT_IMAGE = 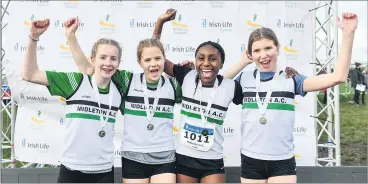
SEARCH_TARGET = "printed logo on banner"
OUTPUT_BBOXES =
[22,138,26,147]
[95,0,123,5]
[240,44,246,52]
[223,126,235,137]
[283,39,298,60]
[54,19,85,30]
[171,14,188,35]
[247,14,262,31]
[165,44,195,57]
[209,1,225,8]
[20,0,49,6]
[21,138,50,150]
[31,110,44,124]
[14,42,46,53]
[20,93,48,103]
[136,1,155,8]
[60,118,64,125]
[202,18,232,32]
[23,14,35,28]
[59,41,72,57]
[285,1,298,8]
[276,19,305,33]
[99,14,116,33]
[294,125,307,136]
[64,0,80,8]
[129,18,156,30]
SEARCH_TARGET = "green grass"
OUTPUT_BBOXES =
[316,84,368,166]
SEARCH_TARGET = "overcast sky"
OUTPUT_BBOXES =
[337,1,367,65]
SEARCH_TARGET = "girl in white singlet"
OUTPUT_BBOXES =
[223,12,358,183]
[65,18,181,183]
[22,18,123,183]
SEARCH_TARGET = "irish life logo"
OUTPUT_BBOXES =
[54,19,85,30]
[277,19,304,33]
[202,18,232,32]
[59,41,72,57]
[172,14,188,35]
[247,14,262,31]
[284,39,298,60]
[165,43,195,57]
[23,14,35,28]
[14,42,45,53]
[99,14,115,33]
[31,110,45,124]
[129,18,156,30]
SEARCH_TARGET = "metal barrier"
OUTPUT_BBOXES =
[1,167,367,183]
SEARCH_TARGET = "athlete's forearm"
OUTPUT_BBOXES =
[22,37,48,86]
[66,33,94,75]
[224,60,250,79]
[152,19,165,40]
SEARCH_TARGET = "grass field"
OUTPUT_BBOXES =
[2,85,367,167]
[317,86,368,166]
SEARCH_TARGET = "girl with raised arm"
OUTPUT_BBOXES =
[64,17,181,183]
[152,9,244,183]
[22,18,123,183]
[223,13,358,183]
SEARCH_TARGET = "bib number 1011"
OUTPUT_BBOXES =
[184,131,209,143]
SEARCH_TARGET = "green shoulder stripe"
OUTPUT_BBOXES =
[169,77,182,103]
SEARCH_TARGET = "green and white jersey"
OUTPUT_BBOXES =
[111,70,182,154]
[175,70,242,159]
[46,71,122,171]
[239,70,296,160]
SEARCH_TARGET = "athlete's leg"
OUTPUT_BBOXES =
[267,175,296,183]
[240,177,267,183]
[267,156,297,183]
[175,164,199,183]
[150,162,176,183]
[177,174,199,183]
[123,178,150,183]
[200,173,225,183]
[150,173,176,183]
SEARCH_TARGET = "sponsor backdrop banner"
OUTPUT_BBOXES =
[4,1,316,167]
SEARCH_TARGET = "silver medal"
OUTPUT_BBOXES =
[147,123,154,130]
[259,117,267,124]
[98,130,106,137]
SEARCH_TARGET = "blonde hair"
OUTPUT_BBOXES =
[136,38,165,62]
[91,38,123,60]
[90,38,122,74]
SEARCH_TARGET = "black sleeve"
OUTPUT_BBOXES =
[232,80,243,105]
[173,64,193,86]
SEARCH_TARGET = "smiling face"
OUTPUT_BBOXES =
[91,44,120,79]
[195,44,223,85]
[251,38,279,72]
[139,47,165,83]
[137,38,166,83]
[90,38,122,80]
[247,27,280,72]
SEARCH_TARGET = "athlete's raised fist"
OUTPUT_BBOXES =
[64,17,79,37]
[337,12,358,33]
[158,8,177,22]
[30,19,50,39]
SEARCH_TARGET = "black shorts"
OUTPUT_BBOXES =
[121,156,175,179]
[241,154,296,180]
[175,153,225,180]
[57,164,114,183]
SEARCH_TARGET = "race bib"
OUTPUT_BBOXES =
[179,120,215,152]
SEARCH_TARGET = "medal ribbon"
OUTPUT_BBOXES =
[91,76,114,131]
[198,78,218,126]
[255,67,280,119]
[142,75,162,124]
